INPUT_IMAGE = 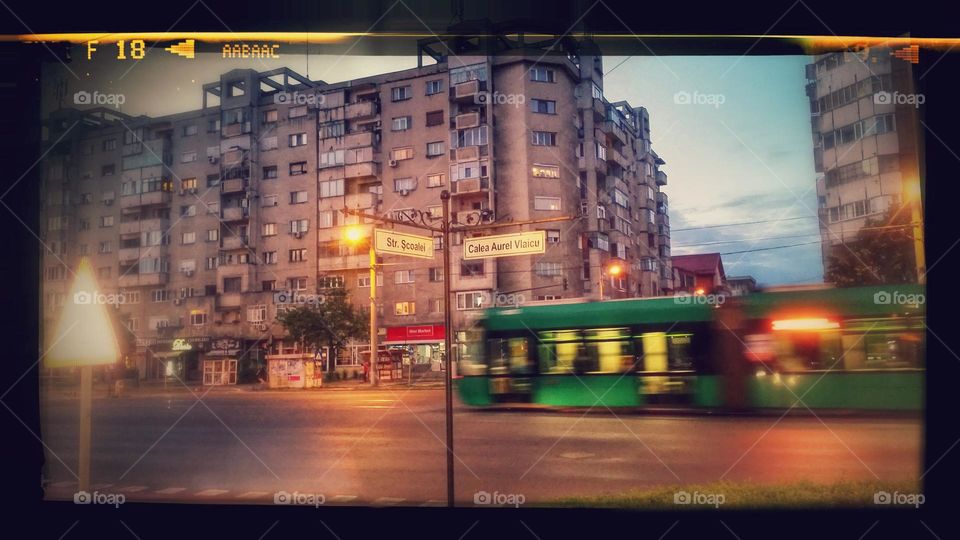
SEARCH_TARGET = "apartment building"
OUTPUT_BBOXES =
[41,39,674,381]
[805,48,923,278]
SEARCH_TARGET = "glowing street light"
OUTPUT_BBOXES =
[343,225,378,386]
[598,259,625,301]
[45,257,120,492]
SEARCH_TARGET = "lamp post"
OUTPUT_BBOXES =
[904,177,926,284]
[45,257,121,493]
[599,259,624,301]
[345,225,378,386]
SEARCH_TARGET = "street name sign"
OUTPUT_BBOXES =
[463,231,546,260]
[374,229,434,259]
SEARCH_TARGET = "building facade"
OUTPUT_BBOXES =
[41,39,674,380]
[805,48,923,278]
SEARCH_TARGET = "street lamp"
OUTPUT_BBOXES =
[903,177,926,284]
[344,224,378,387]
[45,257,121,493]
[598,259,624,301]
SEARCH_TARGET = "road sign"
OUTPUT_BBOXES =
[374,229,434,259]
[463,231,546,260]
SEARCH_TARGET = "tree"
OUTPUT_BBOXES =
[824,203,918,287]
[276,288,367,370]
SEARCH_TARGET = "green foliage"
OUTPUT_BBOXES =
[825,204,918,287]
[276,288,367,354]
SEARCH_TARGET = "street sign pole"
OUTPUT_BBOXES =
[78,365,92,492]
[369,238,379,387]
[441,190,455,508]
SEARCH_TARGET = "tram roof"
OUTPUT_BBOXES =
[741,284,926,318]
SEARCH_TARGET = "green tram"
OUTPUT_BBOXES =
[455,285,924,411]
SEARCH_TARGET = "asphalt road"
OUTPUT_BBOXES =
[38,387,922,506]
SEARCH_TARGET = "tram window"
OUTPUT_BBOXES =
[841,319,923,370]
[538,330,579,373]
[459,330,486,375]
[636,332,668,372]
[772,331,841,371]
[667,334,695,371]
[487,337,532,375]
[583,328,633,373]
[863,333,922,369]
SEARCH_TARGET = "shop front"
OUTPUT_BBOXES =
[203,337,242,385]
[138,336,210,381]
[384,324,446,371]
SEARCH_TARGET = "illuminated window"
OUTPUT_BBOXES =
[391,147,414,161]
[395,301,416,315]
[534,196,561,211]
[532,164,560,178]
[427,173,444,187]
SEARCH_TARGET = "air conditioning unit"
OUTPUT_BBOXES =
[208,156,218,164]
[388,159,398,167]
[293,231,304,239]
[399,189,410,197]
[173,298,182,305]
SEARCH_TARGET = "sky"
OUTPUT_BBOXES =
[44,49,823,286]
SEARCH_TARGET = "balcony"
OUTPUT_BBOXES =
[600,120,628,145]
[119,217,169,236]
[221,206,250,222]
[344,162,379,179]
[450,176,490,195]
[450,247,496,290]
[345,101,378,120]
[221,121,251,137]
[656,170,668,186]
[578,156,608,176]
[455,112,480,130]
[118,272,169,288]
[318,253,367,271]
[221,235,252,250]
[343,131,376,148]
[345,192,375,209]
[118,247,142,262]
[120,191,172,210]
[216,293,243,311]
[221,178,248,194]
[452,145,480,162]
[450,79,483,102]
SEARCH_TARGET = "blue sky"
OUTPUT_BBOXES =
[48,52,824,286]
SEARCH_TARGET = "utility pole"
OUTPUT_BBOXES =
[441,190,454,507]
[369,238,379,386]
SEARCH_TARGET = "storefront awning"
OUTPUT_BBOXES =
[150,351,185,359]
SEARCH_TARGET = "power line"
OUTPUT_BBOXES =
[674,232,822,248]
[718,241,821,256]
[672,215,816,233]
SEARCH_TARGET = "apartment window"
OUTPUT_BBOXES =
[457,291,486,310]
[426,110,444,126]
[262,251,277,265]
[426,79,443,95]
[460,260,485,278]
[393,177,416,192]
[289,219,309,233]
[426,141,445,157]
[596,143,607,160]
[320,179,345,198]
[98,241,112,254]
[99,215,114,227]
[261,165,278,180]
[180,205,196,217]
[79,193,92,205]
[182,124,198,136]
[357,273,384,287]
[289,161,307,176]
[262,223,277,236]
[289,105,307,118]
[395,302,416,316]
[429,268,444,282]
[532,164,560,178]
[180,177,197,191]
[103,138,117,151]
[535,262,562,277]
[262,194,278,207]
[531,131,557,146]
[534,196,561,211]
[434,236,443,251]
[530,68,556,83]
[391,147,414,161]
[207,174,221,187]
[289,277,308,290]
[206,229,219,242]
[289,249,308,262]
[248,305,267,322]
[450,64,487,85]
[151,289,170,302]
[531,99,557,114]
[262,109,278,123]
[545,230,561,244]
[101,164,116,176]
[452,125,488,148]
[320,121,345,138]
[124,291,141,304]
[260,136,278,151]
[97,267,111,279]
[181,232,196,244]
[181,151,197,163]
[261,280,276,292]
[190,311,207,326]
[391,116,412,131]
[427,173,445,187]
[288,133,307,147]
[395,270,415,284]
[612,189,629,208]
[591,83,603,100]
[427,205,442,218]
[391,86,412,101]
[319,149,344,168]
[207,118,220,132]
[318,211,335,229]
[289,190,308,204]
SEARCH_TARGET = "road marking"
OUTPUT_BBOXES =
[373,497,405,506]
[327,495,358,503]
[559,451,595,459]
[357,405,395,409]
[117,485,149,493]
[155,487,187,495]
[195,489,229,497]
[420,500,445,507]
[237,491,271,499]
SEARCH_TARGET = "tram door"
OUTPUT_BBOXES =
[488,337,536,402]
